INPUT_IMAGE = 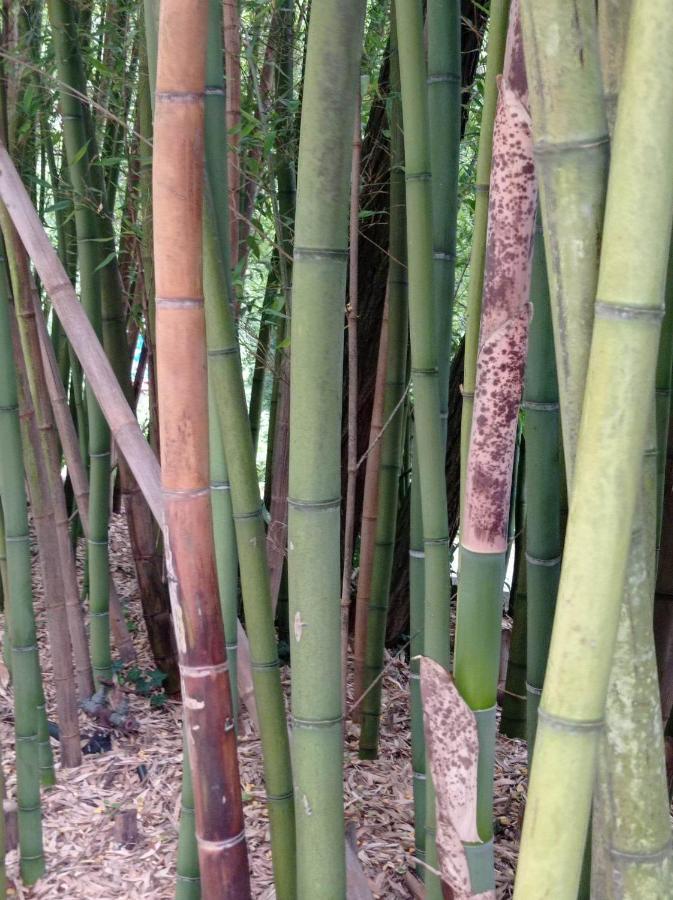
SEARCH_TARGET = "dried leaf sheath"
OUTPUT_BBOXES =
[462,7,535,557]
[453,1,535,889]
[153,2,250,896]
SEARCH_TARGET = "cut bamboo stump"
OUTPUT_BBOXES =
[113,809,138,848]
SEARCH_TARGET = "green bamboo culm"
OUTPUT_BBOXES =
[287,0,365,893]
[408,451,426,870]
[500,442,528,741]
[514,0,673,893]
[392,1,451,894]
[459,0,510,517]
[427,0,460,419]
[204,0,239,723]
[208,388,239,720]
[522,219,560,756]
[203,193,296,898]
[47,0,112,688]
[0,249,44,886]
[176,734,201,900]
[359,17,408,758]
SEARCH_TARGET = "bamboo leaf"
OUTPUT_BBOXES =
[70,140,91,167]
[420,656,494,900]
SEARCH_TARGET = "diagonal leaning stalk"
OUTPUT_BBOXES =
[287,0,366,894]
[514,0,673,893]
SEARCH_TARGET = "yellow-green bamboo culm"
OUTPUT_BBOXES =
[514,0,673,893]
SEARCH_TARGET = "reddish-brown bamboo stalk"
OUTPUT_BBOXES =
[352,296,389,714]
[224,0,242,271]
[153,2,250,895]
[341,91,362,706]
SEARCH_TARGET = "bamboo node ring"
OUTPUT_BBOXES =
[181,661,229,678]
[196,829,246,851]
[525,552,561,567]
[536,708,603,732]
[594,300,665,323]
[293,246,349,261]
[287,496,340,510]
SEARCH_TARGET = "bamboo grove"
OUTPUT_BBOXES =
[0,0,669,897]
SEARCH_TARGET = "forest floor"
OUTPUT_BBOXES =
[0,514,526,899]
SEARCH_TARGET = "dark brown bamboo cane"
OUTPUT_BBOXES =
[352,296,389,714]
[153,2,250,895]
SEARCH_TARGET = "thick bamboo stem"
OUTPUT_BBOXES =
[154,2,250,895]
[288,0,366,892]
[514,1,673,891]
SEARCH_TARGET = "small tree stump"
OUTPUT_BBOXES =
[3,801,17,852]
[113,808,138,848]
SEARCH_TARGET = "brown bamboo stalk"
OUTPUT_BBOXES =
[352,295,389,714]
[10,316,82,766]
[3,219,94,699]
[34,308,136,663]
[153,2,250,895]
[224,0,242,271]
[341,90,362,706]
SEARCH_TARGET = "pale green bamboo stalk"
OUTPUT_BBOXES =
[287,0,365,893]
[514,2,673,892]
[592,417,672,897]
[590,6,672,893]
